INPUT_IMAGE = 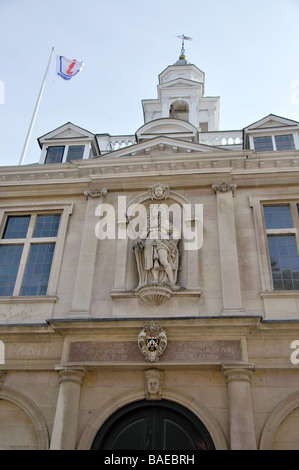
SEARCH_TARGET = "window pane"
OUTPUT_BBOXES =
[0,245,23,295]
[33,215,60,238]
[21,243,55,296]
[253,136,273,152]
[2,216,30,239]
[263,205,293,229]
[267,235,299,290]
[66,146,85,161]
[275,134,295,151]
[45,146,65,164]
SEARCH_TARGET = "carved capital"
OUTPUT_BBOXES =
[84,188,107,199]
[222,363,255,383]
[55,367,86,386]
[212,182,237,196]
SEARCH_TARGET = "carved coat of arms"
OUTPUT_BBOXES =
[138,321,167,362]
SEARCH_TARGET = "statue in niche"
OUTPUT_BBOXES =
[169,104,177,118]
[134,185,180,290]
[144,369,163,400]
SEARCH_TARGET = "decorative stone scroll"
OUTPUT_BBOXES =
[137,284,173,307]
[138,321,167,363]
[84,188,107,199]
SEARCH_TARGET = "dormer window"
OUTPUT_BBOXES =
[243,114,299,152]
[38,122,100,164]
[253,134,296,152]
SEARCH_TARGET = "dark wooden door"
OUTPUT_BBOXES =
[91,400,215,450]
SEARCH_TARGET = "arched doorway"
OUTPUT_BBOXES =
[91,400,215,450]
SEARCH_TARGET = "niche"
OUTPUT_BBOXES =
[169,100,189,121]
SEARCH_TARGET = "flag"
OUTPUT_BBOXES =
[56,55,85,80]
[176,35,193,41]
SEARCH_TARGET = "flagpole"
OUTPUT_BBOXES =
[19,46,55,165]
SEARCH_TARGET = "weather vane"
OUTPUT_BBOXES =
[176,34,193,58]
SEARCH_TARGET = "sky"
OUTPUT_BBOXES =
[1,0,299,166]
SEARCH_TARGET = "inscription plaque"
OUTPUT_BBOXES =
[68,339,242,363]
[162,340,242,362]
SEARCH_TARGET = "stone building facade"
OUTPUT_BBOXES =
[1,51,299,450]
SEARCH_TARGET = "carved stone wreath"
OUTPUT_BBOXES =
[138,321,167,363]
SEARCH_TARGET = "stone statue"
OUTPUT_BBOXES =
[134,189,180,289]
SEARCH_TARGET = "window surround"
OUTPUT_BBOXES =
[0,203,73,299]
[249,193,299,293]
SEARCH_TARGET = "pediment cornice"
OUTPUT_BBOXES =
[38,122,95,147]
[97,135,227,160]
[244,114,299,132]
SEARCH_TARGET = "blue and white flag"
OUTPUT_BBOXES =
[56,55,85,80]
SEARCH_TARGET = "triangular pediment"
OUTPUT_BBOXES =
[38,122,95,147]
[159,78,202,89]
[244,114,299,132]
[97,135,227,160]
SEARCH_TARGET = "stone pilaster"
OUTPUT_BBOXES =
[50,367,85,450]
[69,188,107,318]
[212,183,245,315]
[222,363,256,450]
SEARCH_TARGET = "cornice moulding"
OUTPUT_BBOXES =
[1,150,299,188]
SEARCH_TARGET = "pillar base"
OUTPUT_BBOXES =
[67,310,91,319]
[50,367,85,450]
[221,306,247,316]
[222,363,256,450]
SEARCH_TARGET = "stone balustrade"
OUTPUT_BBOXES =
[97,135,136,153]
[96,130,243,154]
[198,131,243,147]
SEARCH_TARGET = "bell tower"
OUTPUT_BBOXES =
[142,36,220,132]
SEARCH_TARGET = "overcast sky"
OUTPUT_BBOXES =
[1,0,299,166]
